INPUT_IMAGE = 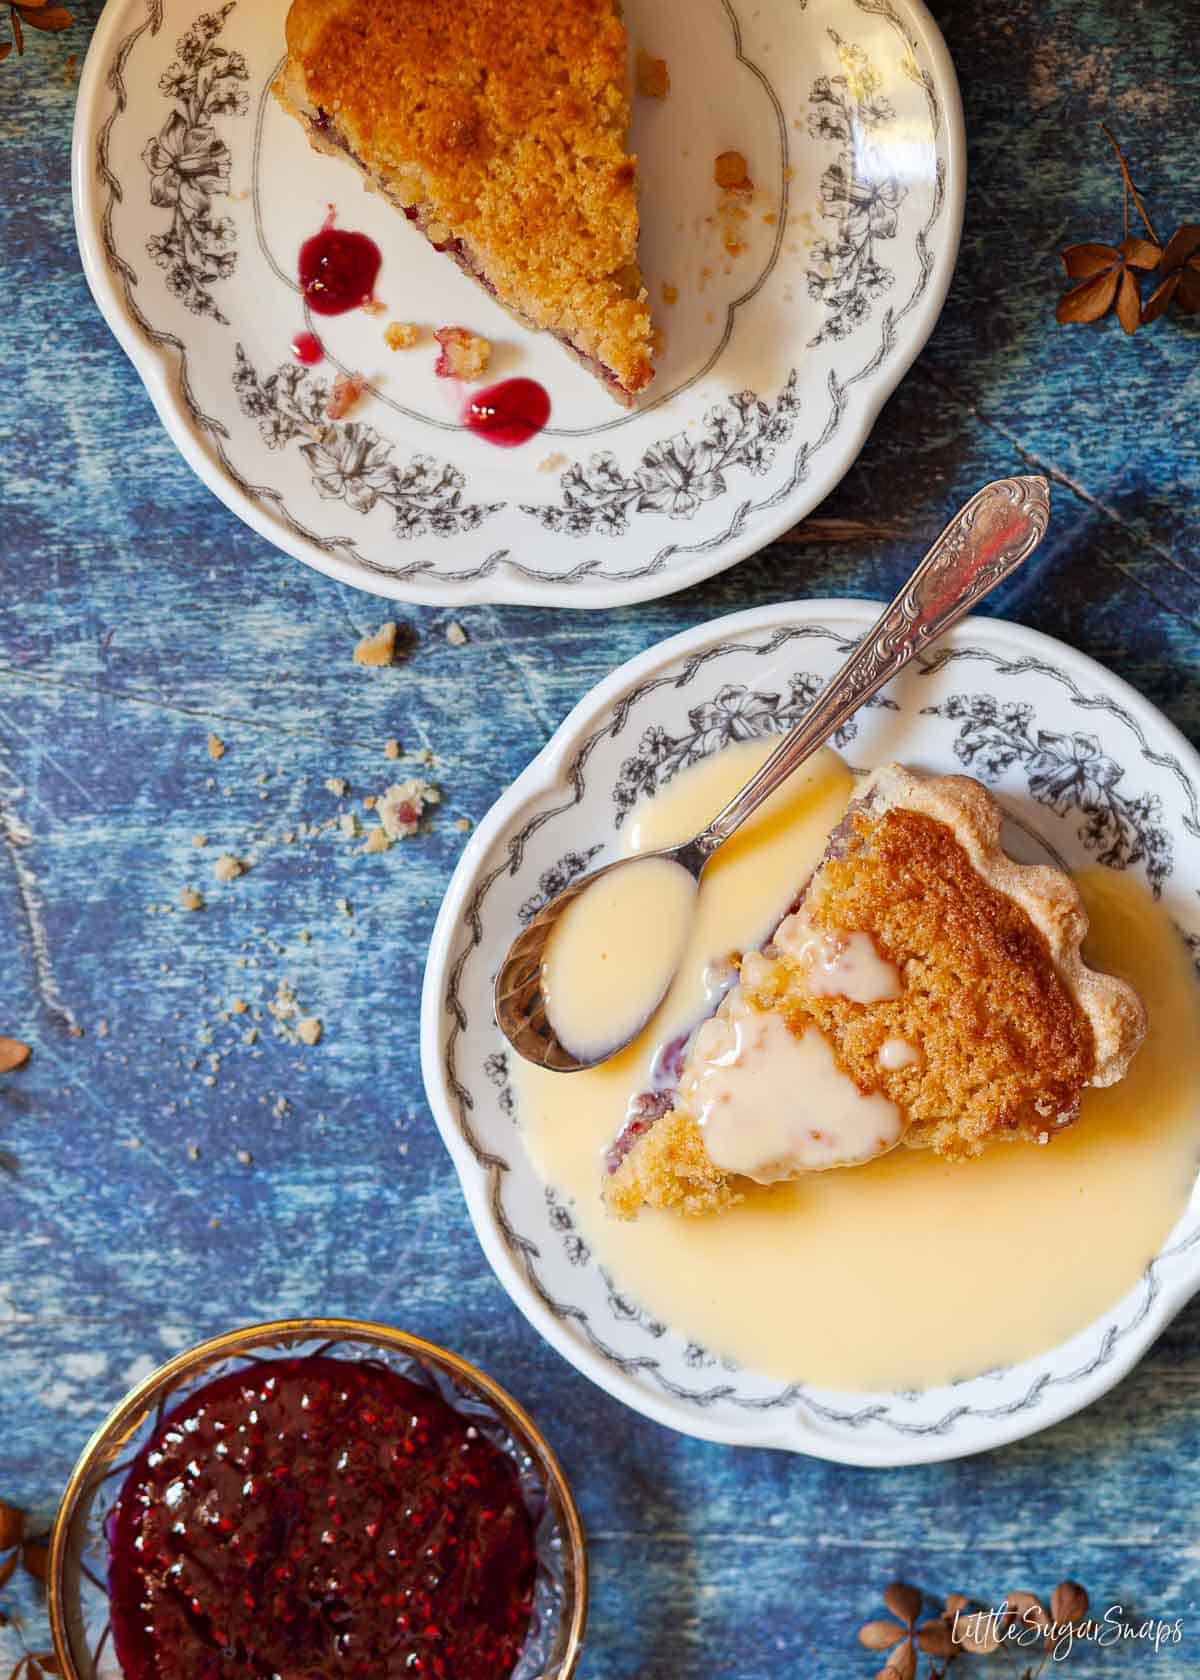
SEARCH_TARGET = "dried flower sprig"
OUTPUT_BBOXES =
[0,2,74,65]
[858,1580,1093,1680]
[1057,126,1199,334]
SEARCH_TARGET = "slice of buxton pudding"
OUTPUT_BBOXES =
[605,764,1148,1218]
[274,0,656,404]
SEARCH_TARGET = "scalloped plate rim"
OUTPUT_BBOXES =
[420,600,1200,1463]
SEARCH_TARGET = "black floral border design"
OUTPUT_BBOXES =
[522,377,800,539]
[231,347,502,540]
[613,673,898,827]
[142,2,248,323]
[923,693,1174,893]
[441,622,1200,1436]
[517,845,603,925]
[89,0,958,597]
[806,29,907,344]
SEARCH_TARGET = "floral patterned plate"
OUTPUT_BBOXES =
[71,0,963,607]
[420,602,1200,1464]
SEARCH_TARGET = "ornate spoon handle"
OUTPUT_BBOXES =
[688,474,1051,859]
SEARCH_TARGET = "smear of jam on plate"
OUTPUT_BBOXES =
[463,378,551,447]
[298,214,382,316]
[107,1354,537,1680]
[291,330,324,365]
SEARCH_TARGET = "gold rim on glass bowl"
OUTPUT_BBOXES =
[48,1316,587,1680]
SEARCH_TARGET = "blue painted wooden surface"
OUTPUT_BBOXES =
[3,1,1200,1674]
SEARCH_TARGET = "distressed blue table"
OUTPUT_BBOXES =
[4,2,1200,1675]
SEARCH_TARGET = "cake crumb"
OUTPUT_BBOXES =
[362,795,378,810]
[661,282,679,306]
[354,622,398,667]
[230,998,248,1015]
[384,321,420,350]
[636,49,670,99]
[180,887,205,911]
[445,619,469,647]
[339,811,360,840]
[454,817,472,832]
[384,738,402,759]
[378,778,441,840]
[192,834,208,848]
[296,1017,323,1046]
[714,150,753,193]
[537,451,568,473]
[360,295,386,316]
[363,827,392,854]
[236,1149,253,1166]
[434,326,492,381]
[207,733,226,760]
[213,854,246,882]
[324,776,349,797]
[327,371,367,421]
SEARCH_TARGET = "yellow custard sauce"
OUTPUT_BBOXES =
[513,739,1200,1392]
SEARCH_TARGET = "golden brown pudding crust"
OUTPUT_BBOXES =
[276,0,655,400]
[604,765,1148,1218]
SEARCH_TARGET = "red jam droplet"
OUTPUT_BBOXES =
[291,330,324,365]
[298,218,382,316]
[464,378,551,447]
[107,1354,537,1680]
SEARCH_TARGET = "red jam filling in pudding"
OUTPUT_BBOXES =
[107,1354,536,1680]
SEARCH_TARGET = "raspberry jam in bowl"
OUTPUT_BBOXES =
[48,1320,586,1680]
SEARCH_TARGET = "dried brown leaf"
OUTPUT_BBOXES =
[941,1593,969,1619]
[16,0,52,10]
[879,1639,917,1680]
[22,1540,48,1582]
[1006,1591,1050,1631]
[0,1551,18,1591]
[30,1658,59,1677]
[1160,224,1200,271]
[0,40,11,61]
[0,1499,24,1549]
[859,1620,906,1651]
[1116,265,1142,334]
[18,6,72,28]
[1176,266,1200,312]
[1051,1581,1089,1625]
[27,1665,42,1680]
[1118,235,1162,271]
[883,1582,922,1626]
[0,1039,31,1074]
[1062,242,1117,279]
[1057,267,1118,323]
[1141,270,1179,324]
[9,10,20,53]
[916,1617,955,1658]
[954,1611,1002,1654]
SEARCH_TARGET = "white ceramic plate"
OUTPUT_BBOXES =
[420,601,1200,1464]
[72,0,964,607]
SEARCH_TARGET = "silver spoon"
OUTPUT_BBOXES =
[495,474,1052,1072]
